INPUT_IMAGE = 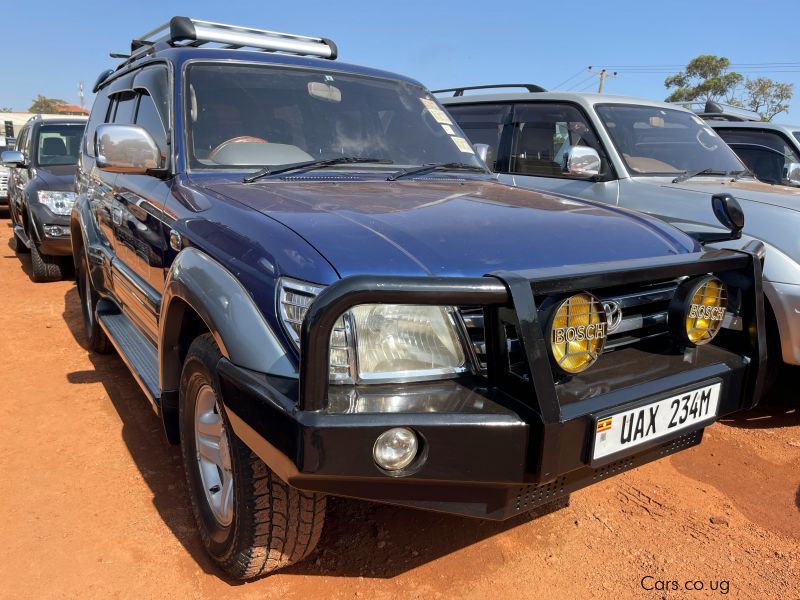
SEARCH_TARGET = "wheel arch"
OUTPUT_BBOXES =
[158,247,297,396]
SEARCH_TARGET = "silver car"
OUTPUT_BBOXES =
[439,86,800,375]
[0,165,9,206]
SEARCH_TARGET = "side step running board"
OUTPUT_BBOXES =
[13,225,32,249]
[97,305,161,412]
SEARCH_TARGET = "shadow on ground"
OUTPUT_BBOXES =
[720,366,800,430]
[59,286,565,582]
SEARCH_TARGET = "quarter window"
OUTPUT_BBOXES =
[509,103,606,178]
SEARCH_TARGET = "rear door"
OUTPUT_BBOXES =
[10,124,30,228]
[444,103,514,184]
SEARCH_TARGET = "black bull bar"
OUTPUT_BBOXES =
[299,246,766,482]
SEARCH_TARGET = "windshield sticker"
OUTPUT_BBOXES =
[451,135,474,154]
[421,98,453,125]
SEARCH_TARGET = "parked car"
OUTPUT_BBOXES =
[74,19,765,580]
[439,86,797,383]
[0,165,8,207]
[1,115,87,281]
[681,101,800,188]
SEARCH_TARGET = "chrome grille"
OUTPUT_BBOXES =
[459,279,680,370]
[0,173,8,195]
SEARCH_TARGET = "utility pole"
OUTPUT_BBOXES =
[78,81,85,108]
[596,69,617,93]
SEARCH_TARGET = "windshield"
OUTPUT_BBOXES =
[595,104,745,176]
[35,123,85,166]
[185,63,483,171]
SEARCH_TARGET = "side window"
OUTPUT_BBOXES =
[715,128,799,185]
[133,65,169,129]
[444,103,511,171]
[84,93,111,157]
[510,103,606,179]
[16,126,29,154]
[112,91,138,125]
[135,93,168,157]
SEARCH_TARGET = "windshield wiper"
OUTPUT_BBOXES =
[244,157,393,183]
[387,162,490,181]
[672,168,730,184]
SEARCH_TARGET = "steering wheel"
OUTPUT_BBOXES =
[208,136,267,161]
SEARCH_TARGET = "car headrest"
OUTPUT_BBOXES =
[42,137,67,156]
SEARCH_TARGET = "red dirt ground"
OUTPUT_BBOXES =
[1,218,798,599]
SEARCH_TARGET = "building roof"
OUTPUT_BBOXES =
[52,104,89,115]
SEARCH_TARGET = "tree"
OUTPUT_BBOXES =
[664,55,743,104]
[740,77,793,121]
[0,107,12,113]
[28,95,68,114]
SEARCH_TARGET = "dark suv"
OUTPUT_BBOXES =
[73,17,766,580]
[2,115,87,281]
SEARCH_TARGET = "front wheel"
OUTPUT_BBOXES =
[179,334,326,580]
[29,227,64,282]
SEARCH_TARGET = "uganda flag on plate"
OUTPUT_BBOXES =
[596,417,613,433]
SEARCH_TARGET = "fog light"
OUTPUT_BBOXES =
[670,276,727,346]
[44,225,66,238]
[548,292,607,374]
[373,427,418,471]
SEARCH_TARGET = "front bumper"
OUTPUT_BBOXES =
[219,248,766,520]
[764,280,800,365]
[28,204,72,256]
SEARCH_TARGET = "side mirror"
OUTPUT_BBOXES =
[563,146,601,178]
[784,161,800,186]
[473,143,490,165]
[712,193,744,239]
[1,150,25,167]
[95,123,163,174]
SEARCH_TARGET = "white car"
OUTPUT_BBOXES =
[439,85,800,380]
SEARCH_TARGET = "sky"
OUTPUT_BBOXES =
[2,0,800,122]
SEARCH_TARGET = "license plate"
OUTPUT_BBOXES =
[592,382,721,461]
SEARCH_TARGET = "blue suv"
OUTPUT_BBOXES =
[72,17,766,579]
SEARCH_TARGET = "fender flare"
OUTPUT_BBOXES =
[70,195,107,289]
[159,247,297,394]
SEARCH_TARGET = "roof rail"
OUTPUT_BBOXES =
[675,100,761,122]
[126,16,337,61]
[431,83,547,97]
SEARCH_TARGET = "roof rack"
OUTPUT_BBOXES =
[431,83,547,97]
[127,16,337,61]
[675,100,761,122]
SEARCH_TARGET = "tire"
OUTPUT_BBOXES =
[179,334,326,580]
[29,226,64,282]
[76,251,111,354]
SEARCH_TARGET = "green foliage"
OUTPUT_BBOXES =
[664,55,742,103]
[0,107,12,113]
[28,95,68,114]
[664,55,793,121]
[741,78,793,121]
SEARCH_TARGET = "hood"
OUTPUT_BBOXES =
[34,164,78,191]
[201,177,697,278]
[647,176,800,212]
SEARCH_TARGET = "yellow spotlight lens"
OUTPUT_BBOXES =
[549,293,608,374]
[685,277,727,345]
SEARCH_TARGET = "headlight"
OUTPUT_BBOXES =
[670,276,727,345]
[278,278,467,384]
[547,292,607,374]
[37,190,77,215]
